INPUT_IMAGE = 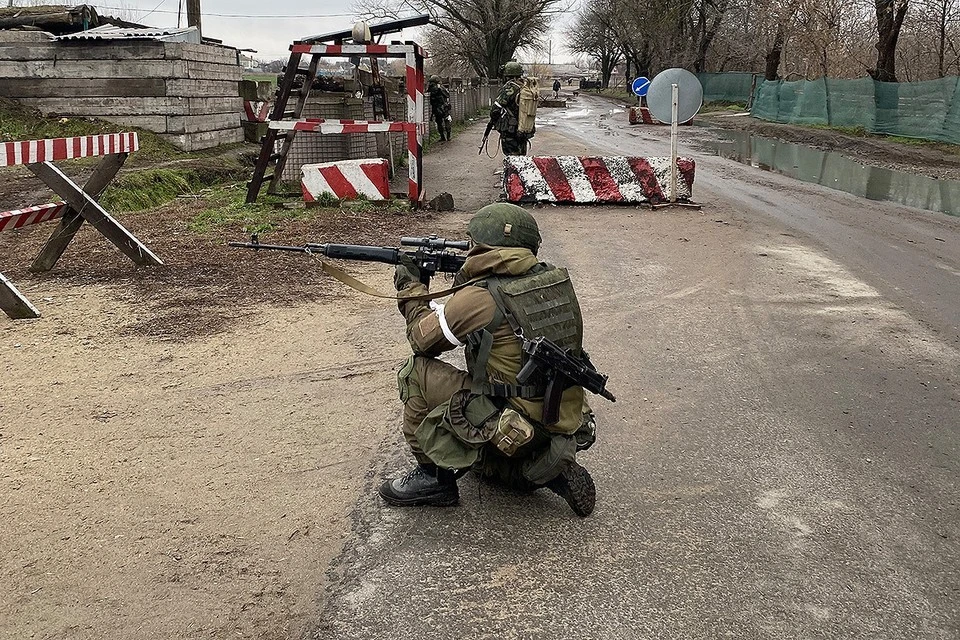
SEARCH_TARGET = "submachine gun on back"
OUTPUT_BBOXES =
[517,336,617,425]
[228,234,468,285]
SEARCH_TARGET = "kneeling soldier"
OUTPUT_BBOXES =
[380,203,601,516]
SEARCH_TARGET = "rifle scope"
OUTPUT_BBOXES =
[400,236,469,251]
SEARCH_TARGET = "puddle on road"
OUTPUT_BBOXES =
[558,108,593,119]
[700,130,960,217]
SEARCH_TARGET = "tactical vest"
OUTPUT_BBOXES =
[465,264,583,400]
[494,80,522,135]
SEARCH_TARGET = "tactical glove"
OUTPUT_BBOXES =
[394,254,422,290]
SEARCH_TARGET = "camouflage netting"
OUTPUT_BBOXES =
[751,77,960,144]
[696,72,755,104]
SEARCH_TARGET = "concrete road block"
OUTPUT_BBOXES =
[628,106,692,126]
[301,158,391,202]
[502,155,696,204]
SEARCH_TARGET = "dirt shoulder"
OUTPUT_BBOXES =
[0,157,470,638]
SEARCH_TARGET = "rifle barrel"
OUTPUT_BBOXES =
[227,241,308,253]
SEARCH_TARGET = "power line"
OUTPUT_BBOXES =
[91,5,358,18]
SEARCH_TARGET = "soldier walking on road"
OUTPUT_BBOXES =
[379,204,603,517]
[485,61,536,156]
[427,75,453,141]
[552,78,561,99]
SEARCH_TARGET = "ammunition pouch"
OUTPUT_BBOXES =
[494,108,519,135]
[491,408,536,456]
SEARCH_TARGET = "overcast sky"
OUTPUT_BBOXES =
[69,0,576,64]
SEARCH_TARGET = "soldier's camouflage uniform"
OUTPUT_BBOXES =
[396,244,587,487]
[491,79,530,156]
[428,80,452,141]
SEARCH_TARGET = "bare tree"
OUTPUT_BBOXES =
[871,0,909,81]
[566,2,623,87]
[359,0,564,77]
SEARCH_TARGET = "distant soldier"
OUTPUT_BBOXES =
[427,75,453,141]
[552,78,561,99]
[485,61,537,156]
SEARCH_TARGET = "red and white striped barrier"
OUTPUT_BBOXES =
[0,131,159,320]
[291,43,428,58]
[628,106,692,126]
[0,202,68,232]
[269,118,417,134]
[503,156,696,204]
[301,158,391,202]
[242,101,271,123]
[0,132,139,167]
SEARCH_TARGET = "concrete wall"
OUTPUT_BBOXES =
[0,32,243,151]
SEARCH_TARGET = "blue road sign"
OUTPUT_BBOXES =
[632,76,651,97]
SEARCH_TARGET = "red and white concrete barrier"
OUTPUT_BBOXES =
[242,101,270,122]
[502,156,696,204]
[628,106,692,126]
[301,158,391,202]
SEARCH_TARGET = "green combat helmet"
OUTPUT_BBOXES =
[428,75,440,85]
[502,61,523,78]
[467,203,541,254]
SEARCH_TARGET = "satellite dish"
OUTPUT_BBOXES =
[646,68,703,123]
[352,20,372,43]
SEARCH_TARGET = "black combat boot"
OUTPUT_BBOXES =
[545,461,596,517]
[378,463,460,507]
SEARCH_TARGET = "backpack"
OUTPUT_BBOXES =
[517,77,539,135]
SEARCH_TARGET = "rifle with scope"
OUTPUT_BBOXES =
[228,234,469,285]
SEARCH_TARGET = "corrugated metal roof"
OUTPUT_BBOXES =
[56,25,201,43]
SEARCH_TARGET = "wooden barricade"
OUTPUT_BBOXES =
[0,132,162,319]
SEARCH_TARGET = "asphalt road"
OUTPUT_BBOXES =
[312,96,959,639]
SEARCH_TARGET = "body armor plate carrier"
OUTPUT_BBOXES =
[465,264,583,405]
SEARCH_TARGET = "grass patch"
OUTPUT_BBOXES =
[701,100,748,113]
[190,183,413,236]
[189,183,307,235]
[423,112,490,152]
[598,88,634,105]
[100,157,252,212]
[243,73,277,86]
[0,97,177,161]
[809,123,869,137]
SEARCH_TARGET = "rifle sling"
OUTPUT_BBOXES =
[315,258,482,302]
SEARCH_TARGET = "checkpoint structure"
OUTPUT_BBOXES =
[246,17,430,206]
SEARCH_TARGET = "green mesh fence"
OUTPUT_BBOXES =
[750,76,960,144]
[696,72,755,103]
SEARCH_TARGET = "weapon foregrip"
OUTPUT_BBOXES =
[320,244,400,264]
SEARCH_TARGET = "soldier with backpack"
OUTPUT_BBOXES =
[484,61,538,156]
[379,204,612,517]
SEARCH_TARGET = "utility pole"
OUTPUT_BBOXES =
[548,40,552,66]
[186,0,201,37]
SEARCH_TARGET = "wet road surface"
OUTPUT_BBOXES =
[312,95,959,639]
